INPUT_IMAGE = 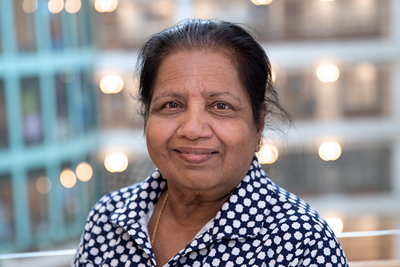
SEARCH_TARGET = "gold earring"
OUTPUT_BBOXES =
[259,140,262,148]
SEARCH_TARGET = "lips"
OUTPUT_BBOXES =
[173,147,218,164]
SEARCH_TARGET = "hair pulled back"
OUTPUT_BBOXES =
[137,19,289,128]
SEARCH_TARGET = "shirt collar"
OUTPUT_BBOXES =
[109,156,272,254]
[197,156,271,245]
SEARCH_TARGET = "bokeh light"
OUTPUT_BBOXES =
[318,141,342,161]
[250,0,273,5]
[75,162,93,182]
[23,0,38,13]
[325,216,344,235]
[104,153,129,173]
[317,64,340,83]
[36,176,52,194]
[65,0,82,14]
[99,75,124,94]
[48,0,64,14]
[257,143,279,164]
[94,0,118,12]
[60,169,77,188]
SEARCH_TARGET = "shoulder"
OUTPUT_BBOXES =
[264,179,335,239]
[258,180,348,265]
[90,182,142,218]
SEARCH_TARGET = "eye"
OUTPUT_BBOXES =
[213,103,230,110]
[164,102,180,108]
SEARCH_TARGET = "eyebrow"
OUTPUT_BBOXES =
[152,92,185,103]
[207,91,242,104]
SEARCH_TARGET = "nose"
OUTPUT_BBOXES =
[176,106,213,140]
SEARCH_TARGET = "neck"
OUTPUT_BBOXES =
[164,183,233,228]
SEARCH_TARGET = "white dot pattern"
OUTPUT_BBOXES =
[72,156,348,266]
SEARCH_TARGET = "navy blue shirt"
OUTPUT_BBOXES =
[72,157,348,266]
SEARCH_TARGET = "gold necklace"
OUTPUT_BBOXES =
[151,190,168,246]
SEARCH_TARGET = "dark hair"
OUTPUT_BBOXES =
[137,19,290,128]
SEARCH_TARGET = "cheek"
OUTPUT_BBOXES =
[146,118,176,153]
[214,120,258,150]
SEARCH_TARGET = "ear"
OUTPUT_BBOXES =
[255,104,267,152]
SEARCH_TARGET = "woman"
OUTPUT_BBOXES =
[72,20,348,267]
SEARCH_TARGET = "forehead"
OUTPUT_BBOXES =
[153,50,244,95]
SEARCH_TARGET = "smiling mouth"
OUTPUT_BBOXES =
[173,150,218,155]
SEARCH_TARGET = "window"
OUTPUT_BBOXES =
[77,0,93,48]
[61,163,77,227]
[263,145,391,195]
[56,74,70,139]
[0,80,8,149]
[28,168,49,234]
[280,74,316,119]
[0,173,14,242]
[21,77,43,145]
[80,71,97,132]
[342,63,390,117]
[96,1,175,49]
[340,215,395,261]
[14,0,36,52]
[50,12,63,50]
[254,0,389,41]
[0,10,2,54]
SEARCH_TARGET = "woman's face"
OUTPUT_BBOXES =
[146,50,264,197]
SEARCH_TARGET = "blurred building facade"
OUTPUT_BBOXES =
[0,0,102,253]
[1,0,400,262]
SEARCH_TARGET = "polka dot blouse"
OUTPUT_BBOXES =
[72,156,348,267]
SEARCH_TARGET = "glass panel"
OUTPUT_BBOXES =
[280,74,316,119]
[28,168,49,234]
[264,146,391,195]
[0,8,2,54]
[342,64,389,117]
[60,163,77,227]
[99,90,127,129]
[0,173,14,243]
[0,80,8,149]
[248,0,389,41]
[96,1,175,49]
[80,71,96,132]
[21,77,43,145]
[56,74,69,139]
[14,0,36,52]
[49,12,63,51]
[77,0,92,47]
[340,215,396,261]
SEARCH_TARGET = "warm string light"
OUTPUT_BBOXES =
[22,0,38,13]
[104,153,129,172]
[65,0,82,14]
[325,216,344,235]
[317,64,340,83]
[76,162,93,182]
[60,169,76,188]
[60,162,93,188]
[257,143,279,164]
[48,0,64,13]
[48,0,81,14]
[94,0,118,12]
[99,75,124,94]
[250,0,273,5]
[318,141,342,161]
